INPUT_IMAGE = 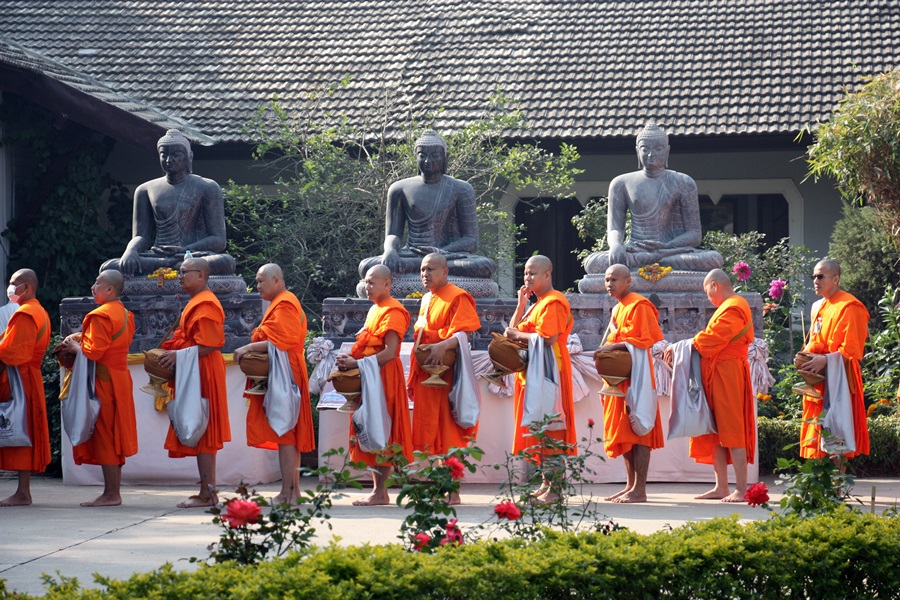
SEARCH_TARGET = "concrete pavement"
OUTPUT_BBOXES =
[2,474,899,597]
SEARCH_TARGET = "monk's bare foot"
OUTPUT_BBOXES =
[352,492,390,506]
[612,490,647,503]
[177,487,218,509]
[449,491,461,506]
[0,492,31,507]
[530,485,549,499]
[721,490,746,503]
[80,493,122,507]
[272,493,300,506]
[605,487,631,501]
[695,487,730,500]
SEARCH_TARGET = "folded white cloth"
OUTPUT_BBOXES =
[168,346,210,448]
[624,342,658,437]
[821,351,856,455]
[353,354,392,452]
[449,331,481,429]
[667,338,717,440]
[263,342,301,437]
[521,333,565,431]
[61,351,101,446]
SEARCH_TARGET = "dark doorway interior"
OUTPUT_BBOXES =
[515,197,592,292]
[699,193,789,247]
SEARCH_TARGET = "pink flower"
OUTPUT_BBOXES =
[744,482,770,507]
[221,499,262,528]
[446,456,465,480]
[412,532,432,552]
[587,418,595,428]
[732,262,751,282]
[768,279,787,301]
[493,500,522,521]
[440,518,464,546]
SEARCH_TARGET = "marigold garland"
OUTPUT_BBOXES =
[637,263,673,282]
[147,267,178,287]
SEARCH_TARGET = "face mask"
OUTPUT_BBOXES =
[7,284,22,304]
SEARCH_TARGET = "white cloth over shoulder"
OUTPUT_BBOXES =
[624,342,658,437]
[0,366,31,447]
[263,342,301,437]
[521,333,565,431]
[748,338,775,396]
[650,340,672,397]
[449,331,481,429]
[821,351,856,455]
[168,346,210,448]
[61,351,101,446]
[353,354,392,452]
[667,338,717,440]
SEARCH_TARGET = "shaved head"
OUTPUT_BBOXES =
[604,263,632,300]
[98,269,125,296]
[368,264,392,282]
[606,264,630,279]
[704,268,733,289]
[364,264,393,302]
[703,268,735,307]
[423,253,448,270]
[815,259,841,276]
[11,269,38,290]
[525,255,553,274]
[182,257,210,276]
[258,263,284,280]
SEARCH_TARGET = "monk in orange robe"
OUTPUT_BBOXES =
[63,269,137,507]
[233,263,315,504]
[596,264,664,503]
[504,255,575,503]
[0,269,51,507]
[688,269,756,502]
[408,254,481,502]
[335,265,413,506]
[157,257,230,508]
[794,259,869,461]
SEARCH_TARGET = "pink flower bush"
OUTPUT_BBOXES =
[440,518,464,546]
[221,499,262,528]
[768,278,787,301]
[412,532,432,552]
[494,500,522,521]
[732,261,752,282]
[446,456,465,480]
[744,482,770,507]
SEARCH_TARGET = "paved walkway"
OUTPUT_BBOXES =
[1,475,899,597]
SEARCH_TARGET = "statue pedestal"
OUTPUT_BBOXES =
[355,274,499,300]
[322,296,516,350]
[569,288,764,351]
[577,270,708,294]
[60,275,262,353]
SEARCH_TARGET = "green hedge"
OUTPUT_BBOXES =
[758,415,900,476]
[11,512,900,599]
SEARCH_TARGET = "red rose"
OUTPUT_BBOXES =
[587,418,595,428]
[440,518,464,546]
[493,500,522,521]
[221,499,262,528]
[744,482,770,507]
[446,456,465,480]
[412,532,432,551]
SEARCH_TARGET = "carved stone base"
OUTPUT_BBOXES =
[355,275,499,300]
[60,276,262,353]
[322,297,517,350]
[569,290,764,350]
[577,270,709,294]
[123,275,248,296]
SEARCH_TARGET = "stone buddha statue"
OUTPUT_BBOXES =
[357,130,496,281]
[581,124,723,275]
[101,129,236,276]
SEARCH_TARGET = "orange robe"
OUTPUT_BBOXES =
[513,289,576,455]
[348,297,413,466]
[689,295,756,465]
[602,292,664,458]
[408,283,481,454]
[800,290,870,459]
[73,301,138,466]
[0,298,51,472]
[244,290,315,453]
[162,289,231,457]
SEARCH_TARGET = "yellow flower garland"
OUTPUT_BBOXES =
[637,263,673,282]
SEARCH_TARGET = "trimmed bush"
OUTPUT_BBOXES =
[15,512,900,599]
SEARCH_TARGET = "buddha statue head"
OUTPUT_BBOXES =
[635,123,670,171]
[414,129,448,177]
[157,129,194,175]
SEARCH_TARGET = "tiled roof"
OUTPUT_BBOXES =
[0,37,215,144]
[0,1,897,144]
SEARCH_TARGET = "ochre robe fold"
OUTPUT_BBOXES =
[513,290,576,455]
[602,292,664,458]
[73,301,138,466]
[800,290,870,459]
[348,297,412,466]
[162,289,230,457]
[689,295,756,465]
[0,299,51,472]
[408,283,481,454]
[244,290,315,453]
